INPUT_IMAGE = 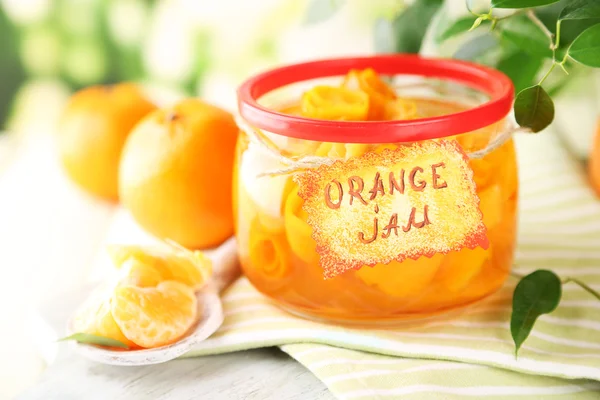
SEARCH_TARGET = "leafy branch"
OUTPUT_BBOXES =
[306,0,600,357]
[509,270,600,356]
[369,0,600,356]
[437,0,600,133]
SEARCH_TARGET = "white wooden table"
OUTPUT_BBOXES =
[0,134,334,399]
[17,349,333,400]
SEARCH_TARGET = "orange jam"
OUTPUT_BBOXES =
[235,58,517,324]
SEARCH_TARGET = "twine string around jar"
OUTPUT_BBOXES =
[235,115,530,178]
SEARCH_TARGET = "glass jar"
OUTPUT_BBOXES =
[234,55,517,324]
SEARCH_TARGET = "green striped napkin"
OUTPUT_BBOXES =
[185,129,600,399]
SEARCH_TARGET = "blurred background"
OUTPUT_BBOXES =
[0,0,598,398]
[0,0,597,151]
[0,1,403,397]
[0,0,404,135]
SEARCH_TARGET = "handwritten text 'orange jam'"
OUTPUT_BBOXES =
[324,163,448,243]
[295,141,488,278]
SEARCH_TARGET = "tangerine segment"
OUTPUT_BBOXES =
[73,289,135,348]
[301,86,369,121]
[355,254,444,298]
[112,281,198,348]
[119,258,163,287]
[107,244,212,291]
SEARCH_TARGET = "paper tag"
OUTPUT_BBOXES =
[294,140,488,279]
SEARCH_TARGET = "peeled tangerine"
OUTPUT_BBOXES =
[107,244,212,291]
[111,281,198,348]
[72,288,136,348]
[72,244,210,349]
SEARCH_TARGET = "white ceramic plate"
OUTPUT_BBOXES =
[65,287,224,366]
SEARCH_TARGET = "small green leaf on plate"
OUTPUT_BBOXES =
[511,270,561,356]
[559,0,600,21]
[514,85,555,132]
[501,15,553,58]
[391,0,444,53]
[59,332,130,349]
[568,23,600,67]
[491,0,561,9]
[304,0,345,25]
[437,16,486,42]
[453,33,498,61]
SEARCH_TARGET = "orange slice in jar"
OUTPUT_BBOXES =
[435,247,490,293]
[457,128,505,190]
[301,85,369,121]
[355,254,444,298]
[248,219,292,281]
[284,186,320,264]
[373,143,400,153]
[433,184,500,292]
[455,131,491,153]
[384,98,418,120]
[315,141,370,160]
[111,281,198,348]
[460,256,509,301]
[478,184,502,230]
[342,68,396,120]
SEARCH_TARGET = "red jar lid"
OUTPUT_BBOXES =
[237,54,514,143]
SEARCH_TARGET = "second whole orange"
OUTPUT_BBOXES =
[119,99,238,249]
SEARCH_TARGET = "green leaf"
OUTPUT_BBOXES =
[390,0,444,53]
[491,0,562,9]
[304,0,345,25]
[559,18,599,46]
[511,270,562,356]
[559,0,600,20]
[501,15,553,58]
[497,51,544,92]
[437,16,488,42]
[374,18,395,53]
[514,85,555,132]
[453,34,498,61]
[568,23,600,67]
[59,332,130,349]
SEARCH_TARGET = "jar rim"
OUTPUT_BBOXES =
[237,54,515,143]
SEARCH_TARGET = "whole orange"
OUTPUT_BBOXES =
[58,83,157,200]
[119,99,238,249]
[589,119,600,196]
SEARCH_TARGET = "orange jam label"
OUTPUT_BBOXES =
[294,140,488,279]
